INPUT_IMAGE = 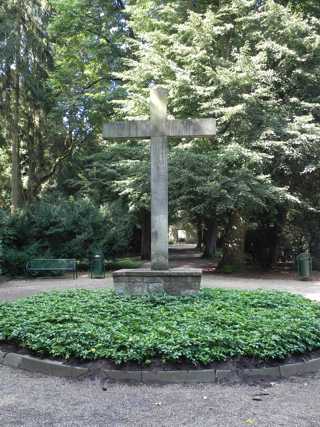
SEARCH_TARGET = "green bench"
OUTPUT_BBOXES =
[26,259,78,279]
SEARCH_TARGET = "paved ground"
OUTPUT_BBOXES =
[1,364,320,426]
[1,273,320,302]
[0,274,110,302]
[2,244,319,302]
[202,275,320,302]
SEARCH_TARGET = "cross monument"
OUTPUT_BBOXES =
[103,86,216,274]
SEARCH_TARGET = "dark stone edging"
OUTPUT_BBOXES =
[1,350,320,383]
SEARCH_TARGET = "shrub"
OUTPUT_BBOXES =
[0,288,320,365]
[0,197,136,275]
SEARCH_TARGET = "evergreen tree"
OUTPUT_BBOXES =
[0,0,53,210]
[116,0,320,267]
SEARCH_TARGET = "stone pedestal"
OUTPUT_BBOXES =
[113,268,202,296]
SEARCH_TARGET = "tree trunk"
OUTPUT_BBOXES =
[245,209,287,270]
[129,226,141,255]
[140,208,151,260]
[171,226,178,244]
[11,9,23,212]
[218,210,247,272]
[196,221,203,251]
[26,107,45,202]
[11,127,22,212]
[309,238,320,271]
[202,218,217,258]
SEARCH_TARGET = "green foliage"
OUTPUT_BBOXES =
[115,0,320,266]
[48,0,126,131]
[121,1,320,211]
[0,288,320,364]
[1,0,320,267]
[106,258,143,271]
[0,0,57,208]
[1,197,135,275]
[220,264,237,274]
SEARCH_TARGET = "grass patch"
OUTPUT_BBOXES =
[76,257,143,272]
[0,289,320,365]
[106,257,143,270]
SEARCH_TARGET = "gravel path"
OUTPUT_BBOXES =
[0,274,112,301]
[203,275,320,302]
[1,273,320,302]
[1,364,320,426]
[2,244,319,302]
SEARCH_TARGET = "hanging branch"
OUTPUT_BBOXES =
[33,131,93,195]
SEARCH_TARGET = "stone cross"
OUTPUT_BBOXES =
[103,86,216,271]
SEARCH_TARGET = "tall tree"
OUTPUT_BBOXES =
[115,0,320,267]
[0,0,52,210]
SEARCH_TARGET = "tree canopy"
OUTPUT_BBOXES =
[1,0,320,272]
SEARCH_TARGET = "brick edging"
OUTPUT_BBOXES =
[1,350,320,383]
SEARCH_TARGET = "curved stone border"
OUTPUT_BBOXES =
[1,349,320,383]
[0,351,88,378]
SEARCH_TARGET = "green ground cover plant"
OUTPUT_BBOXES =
[106,258,144,271]
[0,289,320,365]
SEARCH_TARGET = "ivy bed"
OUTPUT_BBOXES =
[1,288,320,369]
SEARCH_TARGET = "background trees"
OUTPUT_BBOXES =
[1,0,320,273]
[0,0,53,210]
[115,0,320,268]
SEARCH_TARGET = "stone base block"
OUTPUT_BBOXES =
[113,268,202,296]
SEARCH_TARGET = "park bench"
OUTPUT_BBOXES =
[26,259,78,279]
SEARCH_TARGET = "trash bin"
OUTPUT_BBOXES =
[90,252,105,279]
[296,252,312,280]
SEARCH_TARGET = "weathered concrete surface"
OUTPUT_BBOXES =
[3,353,88,378]
[113,268,202,296]
[103,118,216,139]
[103,88,216,272]
[3,353,21,368]
[103,370,142,383]
[2,363,320,426]
[141,369,216,384]
[150,87,169,270]
[150,134,168,270]
[280,359,320,378]
[3,348,320,383]
[242,366,281,380]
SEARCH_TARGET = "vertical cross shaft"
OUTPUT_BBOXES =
[103,86,216,274]
[150,87,169,270]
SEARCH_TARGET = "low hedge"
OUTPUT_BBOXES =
[0,289,320,365]
[0,198,136,275]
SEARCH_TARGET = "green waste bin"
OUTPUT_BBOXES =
[296,252,312,280]
[90,253,105,279]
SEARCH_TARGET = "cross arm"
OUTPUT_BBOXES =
[103,118,216,139]
[165,118,216,138]
[103,120,152,139]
